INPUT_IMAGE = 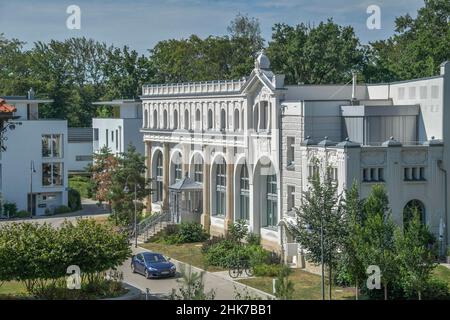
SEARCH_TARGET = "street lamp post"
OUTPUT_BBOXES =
[29,160,36,218]
[124,176,138,248]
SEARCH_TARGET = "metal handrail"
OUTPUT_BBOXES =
[137,211,172,241]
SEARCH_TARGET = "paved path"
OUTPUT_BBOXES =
[0,199,110,228]
[118,246,274,300]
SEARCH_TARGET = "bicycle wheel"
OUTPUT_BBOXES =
[244,266,254,277]
[229,267,240,278]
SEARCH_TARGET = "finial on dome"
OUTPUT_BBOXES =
[255,50,270,70]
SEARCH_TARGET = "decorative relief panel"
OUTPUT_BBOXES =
[401,150,428,165]
[361,151,386,166]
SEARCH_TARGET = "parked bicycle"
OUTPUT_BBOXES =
[228,258,254,278]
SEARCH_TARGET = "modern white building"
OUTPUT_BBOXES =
[67,127,93,174]
[0,90,69,216]
[92,99,144,156]
[139,52,450,255]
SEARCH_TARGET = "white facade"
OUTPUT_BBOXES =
[67,128,93,173]
[139,54,450,253]
[0,94,68,216]
[92,99,144,155]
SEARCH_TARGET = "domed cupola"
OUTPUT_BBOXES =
[255,50,270,70]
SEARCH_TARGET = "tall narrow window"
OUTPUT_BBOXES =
[163,110,168,129]
[234,109,240,131]
[239,165,249,220]
[265,173,277,227]
[153,110,158,129]
[215,162,226,216]
[173,109,178,129]
[144,109,148,128]
[220,109,226,131]
[287,137,295,166]
[106,129,109,147]
[184,109,189,130]
[195,109,201,130]
[42,162,63,186]
[42,134,63,158]
[207,109,213,129]
[287,186,295,212]
[156,153,163,202]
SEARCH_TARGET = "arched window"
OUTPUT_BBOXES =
[173,109,178,129]
[144,109,148,128]
[253,105,259,131]
[195,109,201,130]
[260,101,268,131]
[220,109,226,131]
[265,173,277,227]
[234,109,240,131]
[184,109,189,130]
[403,200,426,226]
[207,109,213,129]
[163,109,168,129]
[239,164,249,220]
[214,161,226,216]
[155,152,163,201]
[153,109,158,129]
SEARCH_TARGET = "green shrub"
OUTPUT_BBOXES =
[246,233,260,246]
[68,175,93,199]
[159,222,208,244]
[54,205,72,215]
[3,202,17,217]
[204,239,270,268]
[253,264,288,277]
[68,188,82,211]
[228,220,248,243]
[15,210,30,218]
[421,278,450,300]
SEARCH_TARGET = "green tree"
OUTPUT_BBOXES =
[90,146,118,204]
[108,144,151,225]
[288,161,345,299]
[395,210,437,300]
[340,181,366,300]
[267,19,364,85]
[366,0,450,81]
[358,185,399,300]
[274,266,295,300]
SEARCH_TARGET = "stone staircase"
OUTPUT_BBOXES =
[134,211,173,244]
[137,220,173,243]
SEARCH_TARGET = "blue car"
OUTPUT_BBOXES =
[131,252,176,279]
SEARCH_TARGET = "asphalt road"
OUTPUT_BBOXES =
[118,246,274,300]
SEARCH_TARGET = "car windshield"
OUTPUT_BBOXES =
[144,253,167,263]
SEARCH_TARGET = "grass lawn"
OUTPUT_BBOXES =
[433,265,450,288]
[69,176,91,199]
[0,281,28,299]
[140,242,225,272]
[238,269,356,300]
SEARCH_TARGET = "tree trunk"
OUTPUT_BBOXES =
[355,280,359,300]
[328,266,332,300]
[418,290,421,300]
[384,284,388,300]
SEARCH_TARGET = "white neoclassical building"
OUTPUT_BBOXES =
[140,53,450,254]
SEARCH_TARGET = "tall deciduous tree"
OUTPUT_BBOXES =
[108,144,152,225]
[91,146,118,205]
[366,0,450,82]
[267,19,365,85]
[288,161,346,299]
[395,210,437,300]
[358,185,398,300]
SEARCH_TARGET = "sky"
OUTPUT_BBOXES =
[0,0,425,54]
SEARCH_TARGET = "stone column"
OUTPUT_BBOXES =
[182,144,190,177]
[224,158,234,233]
[145,141,152,213]
[201,162,211,232]
[162,143,170,212]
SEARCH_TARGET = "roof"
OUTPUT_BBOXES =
[0,96,53,104]
[336,138,361,149]
[0,98,16,113]
[169,174,203,191]
[92,99,141,106]
[68,127,93,143]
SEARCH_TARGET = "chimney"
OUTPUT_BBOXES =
[27,88,35,100]
[351,72,357,100]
